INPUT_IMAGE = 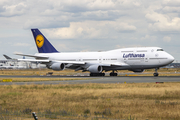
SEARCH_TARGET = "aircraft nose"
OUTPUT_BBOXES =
[168,54,174,63]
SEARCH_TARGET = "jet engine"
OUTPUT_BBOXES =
[87,65,102,73]
[131,69,144,73]
[51,63,65,71]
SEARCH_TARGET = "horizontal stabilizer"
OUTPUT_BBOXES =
[3,54,12,59]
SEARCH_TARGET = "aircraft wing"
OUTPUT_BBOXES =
[52,60,85,65]
[16,53,85,65]
[99,62,129,67]
[111,62,129,66]
[16,54,128,67]
[17,59,85,65]
[17,59,50,62]
[16,53,49,59]
[17,58,128,66]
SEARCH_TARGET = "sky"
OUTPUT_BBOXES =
[0,0,180,62]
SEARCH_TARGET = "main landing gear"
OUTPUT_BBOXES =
[110,71,118,76]
[90,73,105,76]
[89,71,118,76]
[153,68,159,77]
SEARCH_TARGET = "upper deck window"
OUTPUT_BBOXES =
[157,49,164,51]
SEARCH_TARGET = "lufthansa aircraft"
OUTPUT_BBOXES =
[16,29,174,76]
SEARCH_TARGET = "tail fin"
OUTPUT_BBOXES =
[31,29,59,53]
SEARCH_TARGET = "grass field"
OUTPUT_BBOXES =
[0,68,180,83]
[0,78,92,82]
[1,82,180,119]
[0,68,180,76]
[0,68,180,119]
[0,69,85,76]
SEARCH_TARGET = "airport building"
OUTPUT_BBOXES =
[166,63,180,68]
[0,60,46,69]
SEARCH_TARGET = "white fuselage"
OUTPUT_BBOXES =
[34,47,174,71]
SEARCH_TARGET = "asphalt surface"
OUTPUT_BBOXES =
[0,75,180,85]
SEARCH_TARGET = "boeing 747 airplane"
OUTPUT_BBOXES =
[16,29,174,76]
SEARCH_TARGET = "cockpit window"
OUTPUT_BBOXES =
[157,49,164,51]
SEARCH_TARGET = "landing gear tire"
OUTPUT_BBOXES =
[153,73,159,77]
[110,72,118,76]
[90,73,105,76]
[100,73,105,76]
[153,68,159,77]
[90,73,93,76]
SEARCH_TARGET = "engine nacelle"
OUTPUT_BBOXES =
[51,63,65,71]
[87,65,102,73]
[131,69,144,73]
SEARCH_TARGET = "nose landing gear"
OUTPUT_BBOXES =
[153,68,159,77]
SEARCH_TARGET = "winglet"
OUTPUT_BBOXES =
[31,29,59,53]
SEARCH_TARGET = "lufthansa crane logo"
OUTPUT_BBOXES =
[36,35,44,48]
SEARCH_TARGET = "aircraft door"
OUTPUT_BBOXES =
[99,56,102,63]
[123,58,127,63]
[77,57,82,61]
[155,53,160,63]
[145,55,148,62]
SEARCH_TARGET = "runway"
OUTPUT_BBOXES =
[0,75,180,85]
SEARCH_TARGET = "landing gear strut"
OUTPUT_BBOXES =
[110,71,118,76]
[90,73,105,76]
[153,68,159,77]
